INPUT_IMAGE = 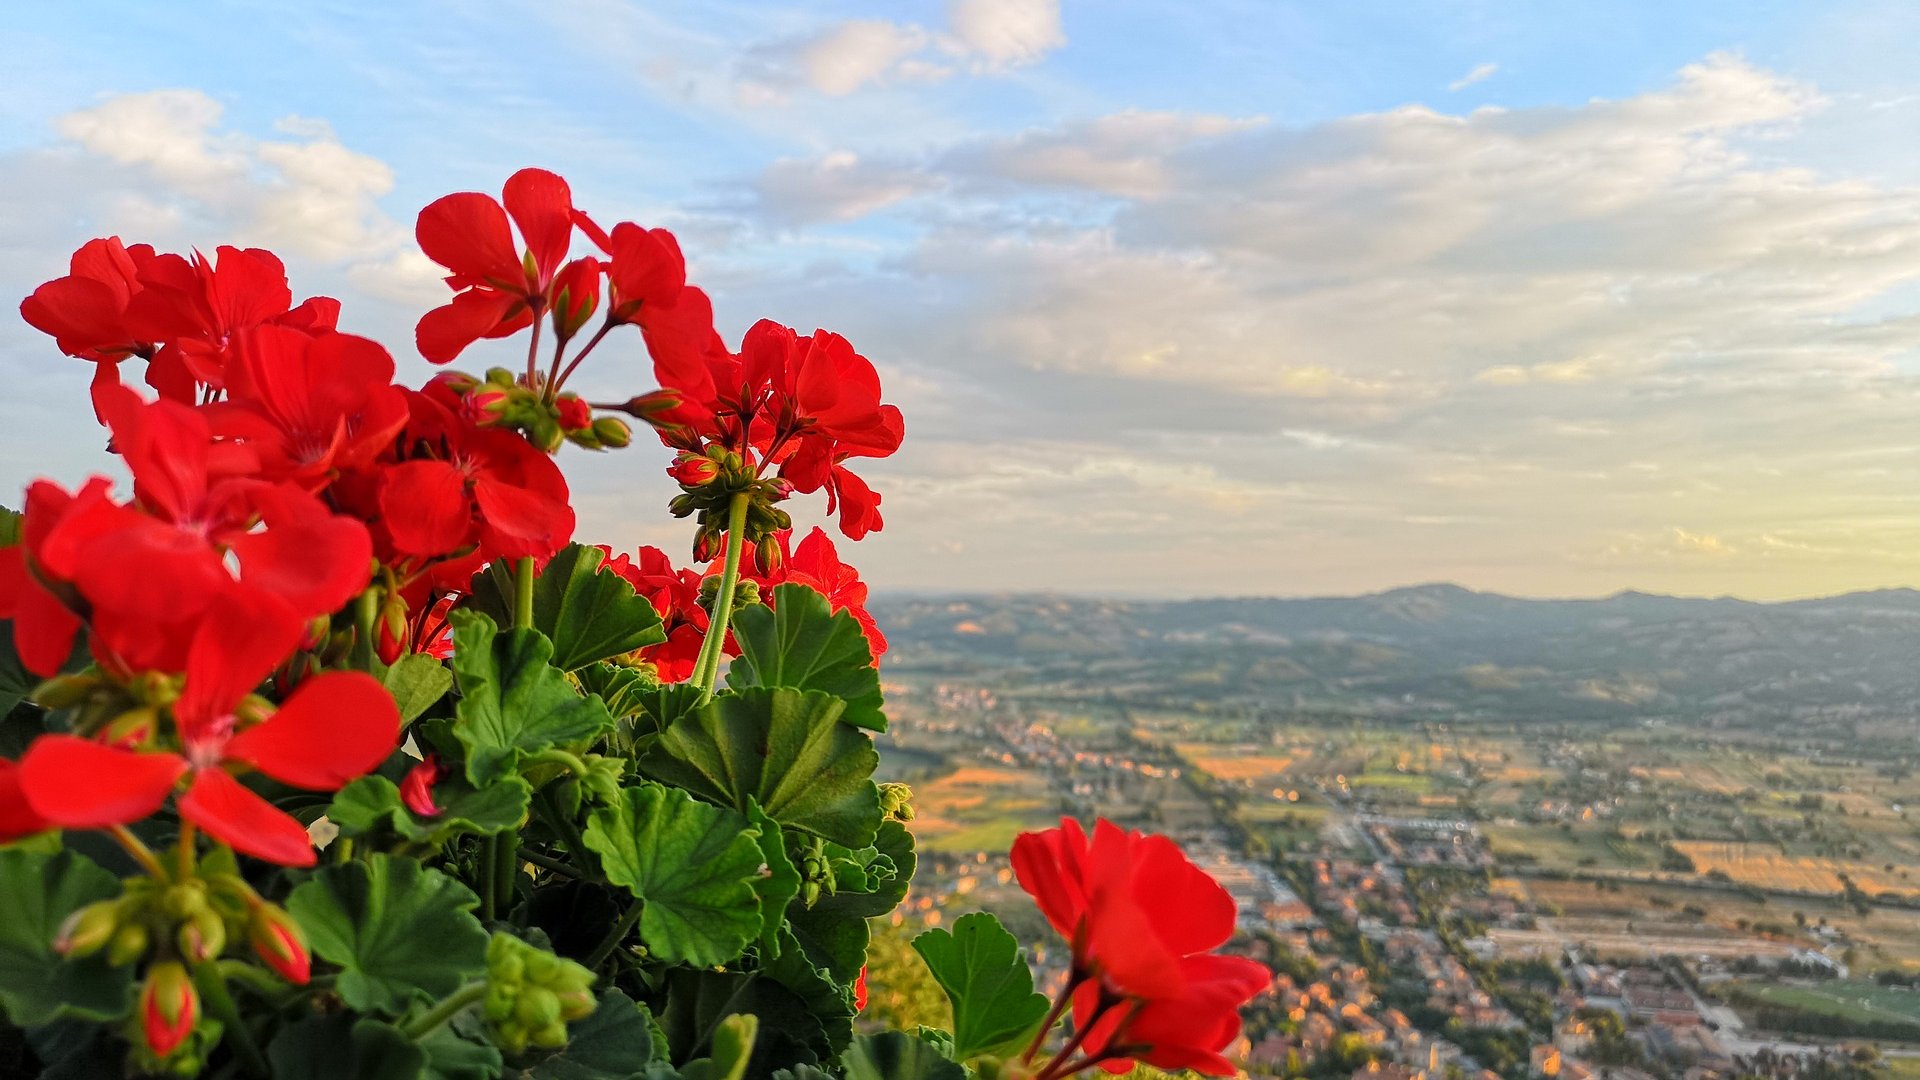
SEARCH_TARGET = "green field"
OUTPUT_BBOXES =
[1735,980,1920,1025]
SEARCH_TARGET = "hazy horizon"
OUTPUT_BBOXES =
[4,2,1919,601]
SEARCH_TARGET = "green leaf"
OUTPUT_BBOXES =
[745,802,800,961]
[385,652,455,723]
[910,913,1049,1060]
[573,663,654,723]
[659,970,826,1079]
[0,849,133,1027]
[286,854,490,1015]
[842,1032,967,1080]
[759,927,855,1054]
[581,783,763,967]
[266,1015,429,1080]
[517,990,659,1080]
[422,1022,504,1080]
[0,506,19,548]
[786,821,913,982]
[471,544,667,671]
[328,773,531,846]
[450,609,615,785]
[727,584,885,731]
[640,688,881,849]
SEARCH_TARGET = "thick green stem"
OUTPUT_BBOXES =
[403,980,489,1040]
[491,830,518,920]
[691,494,751,699]
[519,848,588,880]
[513,556,536,631]
[195,963,270,1077]
[585,897,645,970]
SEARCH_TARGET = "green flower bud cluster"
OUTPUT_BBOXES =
[35,669,185,747]
[667,446,795,564]
[442,368,632,454]
[698,575,761,620]
[577,753,627,806]
[60,871,308,982]
[878,782,916,822]
[482,933,597,1055]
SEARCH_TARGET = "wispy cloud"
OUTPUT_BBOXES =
[732,0,1066,104]
[1448,62,1499,91]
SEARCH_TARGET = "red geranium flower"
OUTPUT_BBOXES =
[1073,953,1272,1075]
[745,527,886,661]
[1011,818,1269,1077]
[18,592,400,866]
[415,168,576,363]
[207,325,410,488]
[123,246,330,402]
[366,389,575,566]
[19,237,162,413]
[573,213,723,419]
[602,545,711,682]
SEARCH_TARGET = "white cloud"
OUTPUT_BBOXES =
[707,53,1920,596]
[734,0,1064,104]
[1449,62,1498,92]
[946,110,1266,198]
[944,0,1066,71]
[43,90,406,267]
[751,151,942,225]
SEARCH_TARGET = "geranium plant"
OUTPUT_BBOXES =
[0,167,1265,1079]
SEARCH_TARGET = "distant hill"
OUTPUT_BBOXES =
[869,586,1920,724]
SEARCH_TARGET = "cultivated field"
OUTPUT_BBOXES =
[1673,841,1916,896]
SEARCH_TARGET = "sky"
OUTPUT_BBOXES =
[2,1,1920,601]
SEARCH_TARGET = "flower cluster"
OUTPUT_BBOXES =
[0,161,1264,1080]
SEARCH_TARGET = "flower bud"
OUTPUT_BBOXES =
[879,782,916,822]
[375,594,409,666]
[400,756,444,818]
[591,417,631,448]
[469,387,513,422]
[428,370,481,396]
[247,903,311,985]
[756,536,783,575]
[854,965,869,1011]
[555,393,593,433]
[160,881,209,920]
[56,900,123,959]
[550,258,602,343]
[528,412,565,454]
[101,706,158,748]
[669,453,721,488]
[484,367,517,387]
[31,671,105,709]
[108,921,152,966]
[139,961,199,1059]
[177,907,226,965]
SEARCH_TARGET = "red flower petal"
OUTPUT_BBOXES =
[178,767,317,867]
[502,168,574,288]
[415,288,523,365]
[18,736,186,828]
[224,671,399,790]
[0,759,52,842]
[175,590,305,736]
[416,192,519,285]
[1010,817,1093,941]
[379,459,473,556]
